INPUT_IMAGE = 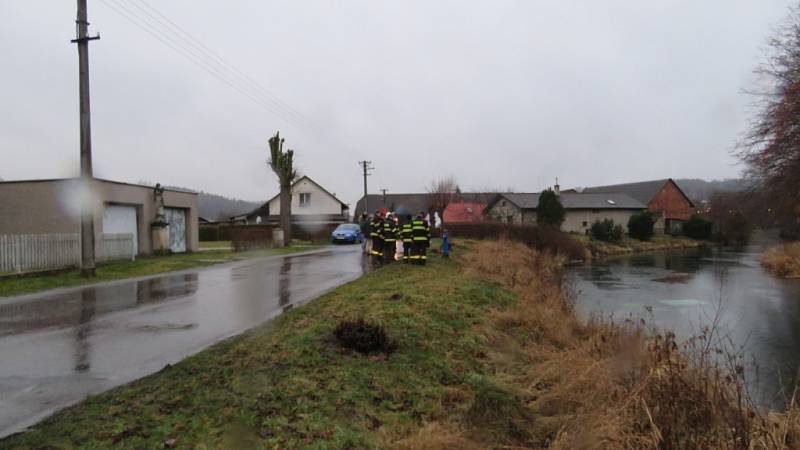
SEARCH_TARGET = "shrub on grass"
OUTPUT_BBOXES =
[445,222,586,260]
[333,319,397,355]
[627,211,656,241]
[683,214,712,240]
[536,189,565,228]
[590,219,623,242]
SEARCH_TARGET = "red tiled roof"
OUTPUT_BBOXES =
[443,202,486,223]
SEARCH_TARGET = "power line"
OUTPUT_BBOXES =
[99,0,307,129]
[130,0,311,127]
[101,0,302,127]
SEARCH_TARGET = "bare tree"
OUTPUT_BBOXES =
[426,175,458,219]
[739,5,800,236]
[268,132,297,247]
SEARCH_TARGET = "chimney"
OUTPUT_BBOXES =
[554,177,560,196]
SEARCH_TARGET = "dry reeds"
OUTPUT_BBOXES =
[762,242,800,278]
[400,239,800,449]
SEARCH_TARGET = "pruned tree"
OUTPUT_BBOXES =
[536,188,565,228]
[268,132,297,247]
[427,175,458,220]
[739,5,800,236]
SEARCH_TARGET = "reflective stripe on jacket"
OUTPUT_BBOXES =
[370,219,383,238]
[412,220,429,241]
[382,222,398,241]
[401,223,413,242]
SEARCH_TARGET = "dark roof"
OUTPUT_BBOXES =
[354,194,432,218]
[581,178,694,208]
[487,192,646,210]
[496,193,541,209]
[561,192,646,209]
[353,192,497,218]
[581,179,670,205]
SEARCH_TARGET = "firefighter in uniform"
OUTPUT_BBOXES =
[411,213,430,266]
[401,215,414,263]
[382,213,398,264]
[369,212,384,261]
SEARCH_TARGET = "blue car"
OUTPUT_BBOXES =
[331,223,364,244]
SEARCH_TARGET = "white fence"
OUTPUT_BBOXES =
[0,233,135,274]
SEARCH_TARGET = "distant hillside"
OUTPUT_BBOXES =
[674,178,747,204]
[197,192,261,221]
[161,184,261,221]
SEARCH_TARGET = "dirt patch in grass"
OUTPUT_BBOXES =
[333,318,397,355]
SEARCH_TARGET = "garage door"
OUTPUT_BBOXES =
[102,204,139,254]
[165,208,187,253]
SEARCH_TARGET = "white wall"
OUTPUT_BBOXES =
[562,209,641,234]
[268,178,343,216]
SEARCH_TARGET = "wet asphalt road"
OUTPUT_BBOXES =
[0,246,370,438]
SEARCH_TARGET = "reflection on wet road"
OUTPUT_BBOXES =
[569,246,800,408]
[0,246,370,438]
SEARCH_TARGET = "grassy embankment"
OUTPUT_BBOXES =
[4,239,798,449]
[762,242,800,278]
[0,243,320,298]
[575,234,703,257]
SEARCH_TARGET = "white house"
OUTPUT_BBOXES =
[235,176,349,226]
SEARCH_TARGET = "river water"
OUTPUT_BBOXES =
[569,244,800,408]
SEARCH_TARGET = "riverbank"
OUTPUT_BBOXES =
[761,242,800,278]
[3,240,796,449]
[0,244,321,298]
[576,234,704,258]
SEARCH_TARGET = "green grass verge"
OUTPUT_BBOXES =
[0,245,323,298]
[1,251,515,449]
[199,240,232,249]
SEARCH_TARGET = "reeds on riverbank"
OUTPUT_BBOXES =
[762,242,800,278]
[400,239,800,449]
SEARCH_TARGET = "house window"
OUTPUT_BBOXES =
[501,200,506,207]
[299,193,311,207]
[582,221,588,227]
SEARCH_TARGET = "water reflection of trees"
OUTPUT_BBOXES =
[73,288,96,372]
[0,273,199,337]
[136,273,199,305]
[627,247,709,273]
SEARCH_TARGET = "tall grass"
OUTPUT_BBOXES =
[399,239,800,449]
[445,222,588,260]
[762,242,800,278]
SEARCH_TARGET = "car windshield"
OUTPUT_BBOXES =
[335,224,359,232]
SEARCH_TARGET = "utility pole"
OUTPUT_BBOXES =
[380,188,388,206]
[72,0,100,277]
[359,161,373,214]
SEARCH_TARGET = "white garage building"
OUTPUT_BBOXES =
[0,178,199,258]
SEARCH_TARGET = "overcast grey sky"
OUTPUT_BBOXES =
[0,1,793,206]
